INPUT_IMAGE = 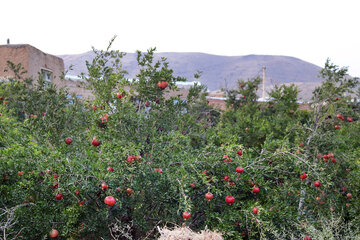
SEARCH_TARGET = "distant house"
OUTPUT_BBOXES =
[0,43,93,98]
[0,44,64,84]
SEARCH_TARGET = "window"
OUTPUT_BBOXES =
[66,95,82,104]
[41,69,52,88]
[67,94,74,104]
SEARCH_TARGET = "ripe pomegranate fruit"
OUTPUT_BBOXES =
[65,137,72,145]
[157,80,169,90]
[300,172,307,180]
[56,193,63,200]
[101,182,109,190]
[237,149,242,156]
[126,188,133,195]
[104,196,116,206]
[225,195,235,205]
[182,211,191,220]
[253,186,260,194]
[116,92,125,99]
[91,137,101,147]
[223,155,231,163]
[205,192,213,201]
[52,182,59,189]
[127,155,137,164]
[49,229,59,238]
[314,180,321,188]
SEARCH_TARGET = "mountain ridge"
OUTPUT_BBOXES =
[59,51,324,100]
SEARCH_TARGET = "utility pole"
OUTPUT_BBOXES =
[262,66,266,100]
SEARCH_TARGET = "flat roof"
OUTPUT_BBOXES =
[0,44,63,60]
[0,44,29,48]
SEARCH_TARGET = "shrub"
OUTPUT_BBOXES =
[0,42,359,239]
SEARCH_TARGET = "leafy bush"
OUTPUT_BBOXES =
[0,42,359,240]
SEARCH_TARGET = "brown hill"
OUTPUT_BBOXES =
[59,52,324,101]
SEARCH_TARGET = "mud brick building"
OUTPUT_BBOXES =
[0,43,93,98]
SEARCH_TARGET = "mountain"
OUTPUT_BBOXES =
[59,52,324,101]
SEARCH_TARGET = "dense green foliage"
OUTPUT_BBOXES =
[1,42,360,240]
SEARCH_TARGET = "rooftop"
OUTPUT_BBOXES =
[0,44,63,60]
[0,44,33,49]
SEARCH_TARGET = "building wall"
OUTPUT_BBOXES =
[0,44,30,80]
[63,78,94,99]
[0,44,94,98]
[0,44,64,83]
[26,44,64,85]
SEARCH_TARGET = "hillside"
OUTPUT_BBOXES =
[59,52,324,101]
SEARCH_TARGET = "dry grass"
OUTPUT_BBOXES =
[157,226,223,240]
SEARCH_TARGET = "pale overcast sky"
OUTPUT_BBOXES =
[1,0,359,77]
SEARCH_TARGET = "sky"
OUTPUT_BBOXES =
[1,0,359,77]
